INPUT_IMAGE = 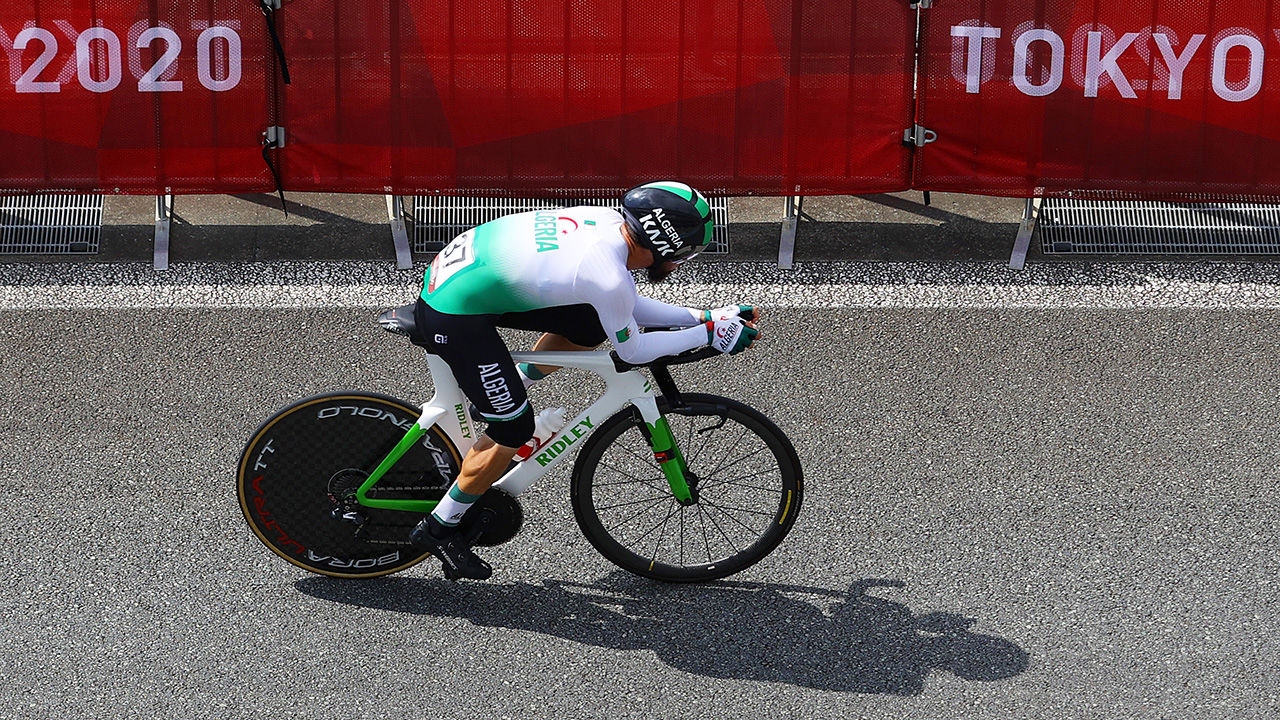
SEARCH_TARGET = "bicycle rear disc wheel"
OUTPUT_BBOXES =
[570,393,803,582]
[237,392,462,578]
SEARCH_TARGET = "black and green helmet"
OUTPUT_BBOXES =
[620,181,714,264]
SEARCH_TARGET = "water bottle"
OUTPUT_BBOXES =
[514,407,568,462]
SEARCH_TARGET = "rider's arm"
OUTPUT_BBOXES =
[632,296,702,328]
[610,311,757,362]
[608,315,708,365]
[578,263,706,364]
[575,237,754,363]
[632,298,760,328]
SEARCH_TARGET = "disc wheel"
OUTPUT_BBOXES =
[570,393,803,582]
[237,392,462,578]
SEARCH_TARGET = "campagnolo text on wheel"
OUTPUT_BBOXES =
[237,181,803,582]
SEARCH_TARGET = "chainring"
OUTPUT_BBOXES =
[457,488,523,547]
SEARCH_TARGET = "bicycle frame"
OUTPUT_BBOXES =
[353,350,692,513]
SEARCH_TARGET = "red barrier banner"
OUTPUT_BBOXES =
[29,0,1280,200]
[914,1,1280,199]
[279,0,915,196]
[0,0,914,196]
[0,0,274,193]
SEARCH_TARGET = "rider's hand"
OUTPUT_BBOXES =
[706,317,759,355]
[702,304,759,323]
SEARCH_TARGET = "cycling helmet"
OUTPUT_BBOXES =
[620,181,714,264]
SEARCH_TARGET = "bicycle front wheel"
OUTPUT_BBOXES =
[570,393,803,582]
[237,392,462,579]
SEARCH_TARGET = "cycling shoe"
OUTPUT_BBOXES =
[410,517,493,581]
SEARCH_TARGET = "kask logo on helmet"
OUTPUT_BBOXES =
[639,208,682,255]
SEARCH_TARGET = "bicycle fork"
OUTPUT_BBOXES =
[630,396,697,505]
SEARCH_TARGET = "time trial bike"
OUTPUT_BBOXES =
[237,303,803,582]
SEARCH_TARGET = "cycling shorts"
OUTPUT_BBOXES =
[413,299,606,447]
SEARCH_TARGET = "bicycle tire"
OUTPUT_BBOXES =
[237,392,462,579]
[570,393,803,582]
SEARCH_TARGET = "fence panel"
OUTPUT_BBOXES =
[914,0,1280,199]
[0,0,275,193]
[279,0,916,196]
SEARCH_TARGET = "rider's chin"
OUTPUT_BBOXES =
[647,261,677,283]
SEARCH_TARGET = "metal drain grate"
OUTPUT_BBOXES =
[0,195,103,254]
[409,196,730,255]
[1039,199,1280,254]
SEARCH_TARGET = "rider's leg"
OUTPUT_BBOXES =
[410,302,536,579]
[426,435,518,528]
[411,424,528,580]
[523,332,598,379]
[454,435,518,496]
[497,304,607,381]
[431,402,533,525]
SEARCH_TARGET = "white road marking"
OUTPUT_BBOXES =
[3,260,1280,309]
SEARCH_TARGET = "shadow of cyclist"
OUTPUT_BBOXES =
[295,574,1028,695]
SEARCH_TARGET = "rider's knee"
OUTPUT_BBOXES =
[485,408,535,448]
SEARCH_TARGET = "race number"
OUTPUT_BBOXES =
[426,231,477,293]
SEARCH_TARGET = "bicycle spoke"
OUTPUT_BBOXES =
[602,493,674,534]
[696,465,784,495]
[595,448,666,480]
[697,496,777,522]
[610,432,655,465]
[693,502,747,557]
[678,415,710,468]
[680,413,737,469]
[674,417,750,480]
[592,476,664,490]
[646,503,682,566]
[700,443,772,474]
[595,493,674,512]
[678,507,688,567]
[573,396,802,581]
[701,424,752,479]
[592,461,664,489]
[614,501,679,557]
[695,504,716,565]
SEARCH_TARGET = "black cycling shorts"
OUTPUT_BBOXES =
[413,299,605,447]
[494,304,608,347]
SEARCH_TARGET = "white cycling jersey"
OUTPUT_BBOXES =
[420,206,708,364]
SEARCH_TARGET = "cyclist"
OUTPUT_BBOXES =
[408,180,761,580]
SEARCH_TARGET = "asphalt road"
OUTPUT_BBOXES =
[1,263,1278,719]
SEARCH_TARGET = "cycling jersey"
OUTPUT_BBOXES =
[420,206,707,365]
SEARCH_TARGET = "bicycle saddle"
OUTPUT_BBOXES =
[377,303,430,347]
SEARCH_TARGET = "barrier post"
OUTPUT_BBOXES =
[778,196,801,269]
[154,194,174,270]
[386,195,413,269]
[1009,198,1041,270]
